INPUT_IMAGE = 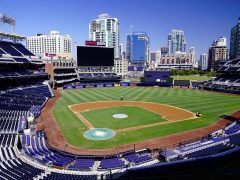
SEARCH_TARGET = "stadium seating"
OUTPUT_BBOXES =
[124,153,152,164]
[203,58,240,94]
[0,41,23,56]
[225,124,240,135]
[12,43,35,56]
[186,143,230,158]
[0,133,45,179]
[78,72,120,82]
[68,159,95,170]
[100,158,125,169]
[228,133,240,145]
[43,173,97,180]
[0,41,42,63]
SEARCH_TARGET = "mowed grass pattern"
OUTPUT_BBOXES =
[81,106,166,130]
[53,87,240,149]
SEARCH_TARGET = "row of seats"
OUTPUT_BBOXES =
[0,70,47,78]
[162,122,240,161]
[225,124,240,135]
[0,133,45,179]
[0,41,34,56]
[0,110,27,133]
[68,159,95,170]
[21,132,154,170]
[0,134,16,147]
[124,153,153,164]
[43,172,97,180]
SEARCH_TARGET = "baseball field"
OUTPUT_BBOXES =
[50,87,240,150]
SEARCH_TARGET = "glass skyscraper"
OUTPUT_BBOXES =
[168,29,187,54]
[126,32,149,65]
[230,17,240,60]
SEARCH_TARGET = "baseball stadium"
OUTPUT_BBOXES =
[0,15,240,180]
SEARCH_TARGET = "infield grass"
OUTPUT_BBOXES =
[53,87,240,149]
[80,106,166,130]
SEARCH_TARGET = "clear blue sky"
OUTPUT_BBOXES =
[1,0,239,59]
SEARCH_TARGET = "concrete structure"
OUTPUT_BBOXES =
[230,17,240,60]
[114,59,128,77]
[26,31,72,60]
[89,13,120,59]
[190,47,197,68]
[168,29,187,54]
[119,43,123,59]
[126,32,150,65]
[208,37,228,70]
[199,54,208,70]
[150,51,161,68]
[44,60,77,88]
[158,52,193,70]
[160,47,169,56]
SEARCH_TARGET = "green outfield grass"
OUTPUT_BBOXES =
[53,87,240,149]
[172,75,212,81]
[81,106,165,130]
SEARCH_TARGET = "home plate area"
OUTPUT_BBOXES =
[84,128,116,140]
[112,113,128,119]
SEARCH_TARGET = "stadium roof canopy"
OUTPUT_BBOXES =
[0,31,25,41]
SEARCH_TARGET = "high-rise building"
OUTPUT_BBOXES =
[190,47,197,68]
[89,13,120,59]
[126,32,150,65]
[119,43,123,59]
[114,59,128,77]
[168,29,187,54]
[150,51,161,67]
[160,47,169,56]
[230,17,240,59]
[208,37,228,70]
[199,53,208,70]
[26,31,72,60]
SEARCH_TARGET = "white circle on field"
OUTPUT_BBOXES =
[94,131,106,137]
[112,114,128,119]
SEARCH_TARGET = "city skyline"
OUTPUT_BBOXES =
[1,0,240,59]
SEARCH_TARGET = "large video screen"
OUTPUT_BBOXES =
[77,46,114,66]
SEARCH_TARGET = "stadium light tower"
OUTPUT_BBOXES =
[0,13,25,42]
[0,13,16,33]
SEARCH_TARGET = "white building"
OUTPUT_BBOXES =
[168,29,187,54]
[89,13,120,59]
[199,53,208,70]
[26,31,72,60]
[150,51,161,68]
[213,37,227,47]
[190,47,198,68]
[119,43,123,59]
[114,59,128,77]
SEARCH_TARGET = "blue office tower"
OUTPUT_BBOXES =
[126,32,149,65]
